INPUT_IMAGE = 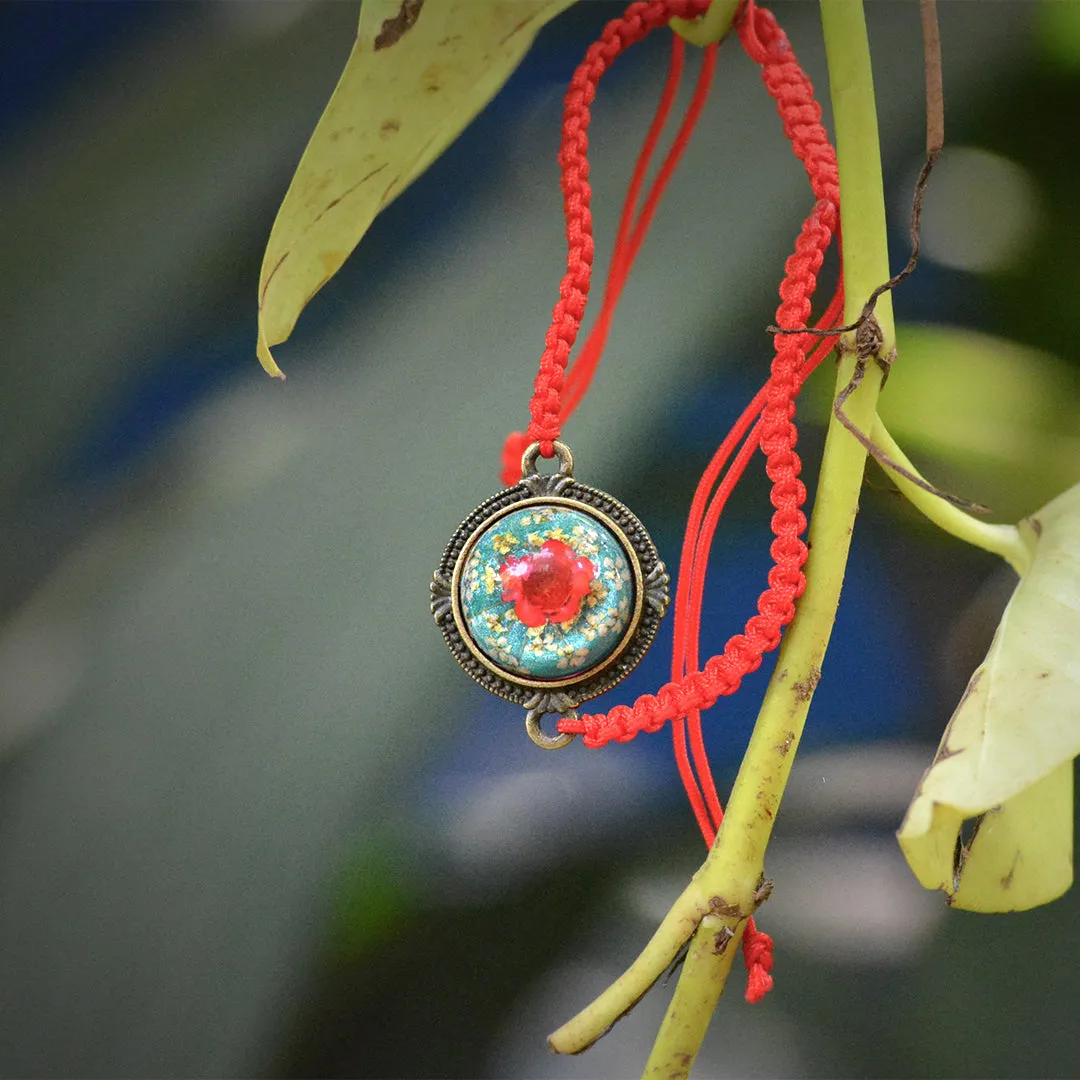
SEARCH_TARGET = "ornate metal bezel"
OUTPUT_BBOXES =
[431,442,670,747]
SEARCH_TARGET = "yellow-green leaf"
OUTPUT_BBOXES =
[898,480,1080,911]
[950,761,1073,911]
[257,0,576,378]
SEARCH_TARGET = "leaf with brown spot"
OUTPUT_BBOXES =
[898,481,1080,911]
[256,0,576,378]
[374,0,424,50]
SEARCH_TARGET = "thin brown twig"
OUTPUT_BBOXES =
[832,354,988,514]
[770,152,937,342]
[824,0,981,513]
[770,0,944,344]
[921,0,944,159]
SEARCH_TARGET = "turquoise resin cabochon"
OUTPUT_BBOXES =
[458,504,635,681]
[431,443,671,746]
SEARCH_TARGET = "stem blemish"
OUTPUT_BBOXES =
[712,928,735,955]
[791,666,821,703]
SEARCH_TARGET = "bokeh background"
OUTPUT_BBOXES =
[2,1,1079,1077]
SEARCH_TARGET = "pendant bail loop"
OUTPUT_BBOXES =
[521,440,574,481]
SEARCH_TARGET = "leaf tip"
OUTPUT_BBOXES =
[257,329,287,381]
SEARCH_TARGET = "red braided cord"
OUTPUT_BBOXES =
[674,283,845,848]
[559,1,840,749]
[501,0,842,1006]
[502,25,719,486]
[502,31,685,486]
[523,0,711,460]
[561,39,719,419]
[672,286,842,1003]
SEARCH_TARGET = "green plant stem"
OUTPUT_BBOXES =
[643,917,744,1079]
[640,1,895,1074]
[698,0,897,872]
[551,1,896,1071]
[870,416,1032,576]
[547,878,721,1054]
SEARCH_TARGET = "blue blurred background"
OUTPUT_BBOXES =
[1,1,1079,1076]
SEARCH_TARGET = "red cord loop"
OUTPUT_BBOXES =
[558,0,840,748]
[523,0,711,459]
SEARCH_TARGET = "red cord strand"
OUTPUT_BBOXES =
[523,0,711,460]
[501,30,718,487]
[675,282,844,844]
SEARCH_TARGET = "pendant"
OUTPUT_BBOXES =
[431,442,670,749]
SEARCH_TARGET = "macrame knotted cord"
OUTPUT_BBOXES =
[558,3,841,750]
[501,0,844,1003]
[500,28,719,486]
[671,289,844,838]
[521,0,713,461]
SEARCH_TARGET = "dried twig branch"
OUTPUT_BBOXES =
[771,0,944,344]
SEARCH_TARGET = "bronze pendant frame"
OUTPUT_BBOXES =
[431,442,670,748]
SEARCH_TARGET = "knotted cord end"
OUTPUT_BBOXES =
[742,920,775,1003]
[500,431,532,487]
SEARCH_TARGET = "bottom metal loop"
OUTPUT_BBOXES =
[525,708,577,750]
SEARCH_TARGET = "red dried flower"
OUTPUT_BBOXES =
[500,539,596,628]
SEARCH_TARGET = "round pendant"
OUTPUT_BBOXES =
[431,442,670,749]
